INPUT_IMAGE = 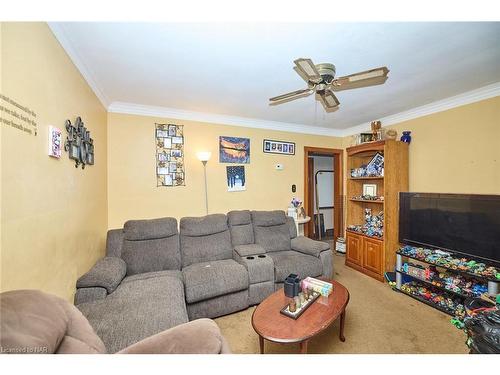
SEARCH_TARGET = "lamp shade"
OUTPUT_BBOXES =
[196,151,212,162]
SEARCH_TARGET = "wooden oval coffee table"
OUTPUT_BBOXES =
[251,279,349,354]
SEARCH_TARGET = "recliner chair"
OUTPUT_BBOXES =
[0,290,230,354]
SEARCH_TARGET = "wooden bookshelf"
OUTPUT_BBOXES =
[345,140,409,282]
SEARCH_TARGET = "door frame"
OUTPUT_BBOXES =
[303,146,343,241]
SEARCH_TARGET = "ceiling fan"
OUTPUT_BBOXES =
[269,58,389,111]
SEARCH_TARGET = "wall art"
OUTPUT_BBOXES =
[64,117,94,169]
[219,136,250,163]
[48,126,62,158]
[156,123,185,186]
[226,166,246,192]
[263,139,295,155]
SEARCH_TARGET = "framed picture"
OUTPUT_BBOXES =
[360,133,375,143]
[226,166,246,192]
[219,136,250,163]
[263,139,295,155]
[156,123,185,187]
[363,184,377,197]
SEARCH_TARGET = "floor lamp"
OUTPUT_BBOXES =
[197,152,211,215]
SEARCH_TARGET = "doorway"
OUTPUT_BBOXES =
[303,147,343,242]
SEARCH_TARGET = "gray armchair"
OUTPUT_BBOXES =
[0,290,230,354]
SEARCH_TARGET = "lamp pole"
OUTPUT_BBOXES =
[202,160,208,215]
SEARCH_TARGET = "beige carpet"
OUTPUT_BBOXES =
[215,253,469,354]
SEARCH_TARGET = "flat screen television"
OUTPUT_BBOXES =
[399,192,500,265]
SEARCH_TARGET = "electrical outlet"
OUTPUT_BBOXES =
[275,164,284,170]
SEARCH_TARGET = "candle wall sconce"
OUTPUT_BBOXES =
[64,116,94,169]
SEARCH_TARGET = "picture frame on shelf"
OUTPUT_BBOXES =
[363,184,377,197]
[360,133,375,143]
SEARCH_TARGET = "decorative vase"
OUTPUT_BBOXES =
[400,131,412,143]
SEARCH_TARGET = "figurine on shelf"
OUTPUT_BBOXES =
[400,131,412,143]
[371,120,382,141]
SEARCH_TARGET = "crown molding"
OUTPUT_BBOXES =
[48,22,499,138]
[108,102,343,137]
[339,81,500,137]
[48,22,110,108]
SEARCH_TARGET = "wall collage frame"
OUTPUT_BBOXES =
[155,123,185,186]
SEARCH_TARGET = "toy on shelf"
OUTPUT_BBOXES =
[351,194,384,201]
[400,281,465,318]
[398,245,500,280]
[347,208,383,238]
[400,262,489,298]
[350,152,384,178]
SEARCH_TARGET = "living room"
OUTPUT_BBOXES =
[1,1,499,372]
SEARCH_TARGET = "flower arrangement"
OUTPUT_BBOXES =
[291,197,302,208]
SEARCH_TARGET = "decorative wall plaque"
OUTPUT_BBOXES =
[64,116,94,169]
[156,123,185,186]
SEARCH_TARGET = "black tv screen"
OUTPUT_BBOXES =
[399,192,500,264]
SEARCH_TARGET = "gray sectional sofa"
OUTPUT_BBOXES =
[75,210,333,352]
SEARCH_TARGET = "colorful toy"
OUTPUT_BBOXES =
[398,245,499,280]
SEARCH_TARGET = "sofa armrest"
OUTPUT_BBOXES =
[118,318,231,354]
[233,244,266,257]
[76,257,127,294]
[291,236,330,258]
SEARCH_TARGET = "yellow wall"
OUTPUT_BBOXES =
[343,97,500,194]
[107,112,343,228]
[0,23,108,301]
[1,22,498,304]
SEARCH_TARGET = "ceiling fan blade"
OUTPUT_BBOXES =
[269,88,313,102]
[331,67,389,91]
[293,66,310,83]
[317,90,340,111]
[294,58,322,83]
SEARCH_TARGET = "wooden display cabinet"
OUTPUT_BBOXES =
[345,140,409,281]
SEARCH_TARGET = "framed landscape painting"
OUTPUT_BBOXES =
[219,136,250,163]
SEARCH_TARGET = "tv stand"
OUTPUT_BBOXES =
[396,245,499,316]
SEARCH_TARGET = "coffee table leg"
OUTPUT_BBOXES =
[299,340,308,354]
[339,309,346,342]
[259,335,264,354]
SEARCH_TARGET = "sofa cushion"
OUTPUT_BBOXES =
[252,210,287,226]
[121,270,183,284]
[180,214,228,237]
[182,259,249,304]
[123,217,178,241]
[267,250,323,282]
[228,210,254,246]
[180,214,233,267]
[291,236,330,257]
[252,211,291,253]
[121,217,181,275]
[78,274,188,353]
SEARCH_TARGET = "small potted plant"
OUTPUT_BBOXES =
[288,197,302,219]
